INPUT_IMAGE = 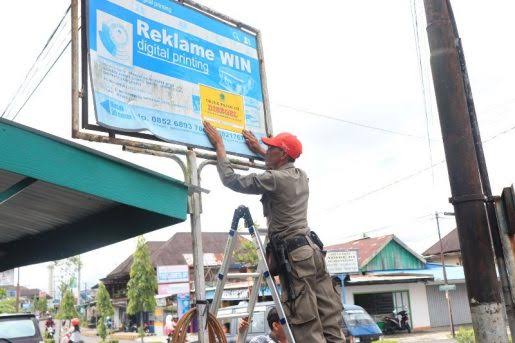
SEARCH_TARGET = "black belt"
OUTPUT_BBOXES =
[285,235,310,253]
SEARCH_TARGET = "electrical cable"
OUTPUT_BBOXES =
[273,103,426,139]
[1,5,71,118]
[172,307,227,343]
[10,40,72,122]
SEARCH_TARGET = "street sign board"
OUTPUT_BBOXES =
[0,269,14,286]
[86,0,270,158]
[157,265,189,284]
[325,250,359,274]
[158,282,190,296]
[439,284,456,292]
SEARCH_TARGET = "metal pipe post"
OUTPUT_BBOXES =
[435,212,455,337]
[186,150,207,342]
[423,1,507,341]
[71,0,80,135]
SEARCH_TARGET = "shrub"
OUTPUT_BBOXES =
[455,327,475,343]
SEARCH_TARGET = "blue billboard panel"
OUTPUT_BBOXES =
[88,0,269,157]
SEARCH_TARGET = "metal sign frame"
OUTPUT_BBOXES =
[74,0,272,161]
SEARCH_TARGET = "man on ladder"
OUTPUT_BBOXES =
[204,122,346,343]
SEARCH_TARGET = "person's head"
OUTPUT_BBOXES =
[267,308,286,341]
[262,133,302,170]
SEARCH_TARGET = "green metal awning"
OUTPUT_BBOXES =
[0,119,188,271]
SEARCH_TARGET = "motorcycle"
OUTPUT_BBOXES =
[45,326,55,339]
[383,310,411,334]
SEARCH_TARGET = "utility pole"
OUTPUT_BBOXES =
[423,1,508,341]
[15,268,20,312]
[435,212,455,338]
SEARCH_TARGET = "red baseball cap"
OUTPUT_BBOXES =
[262,132,302,159]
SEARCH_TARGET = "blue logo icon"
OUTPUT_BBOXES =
[99,21,131,62]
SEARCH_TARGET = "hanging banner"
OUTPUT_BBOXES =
[87,0,270,157]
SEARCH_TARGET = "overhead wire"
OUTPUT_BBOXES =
[273,103,427,139]
[1,5,72,119]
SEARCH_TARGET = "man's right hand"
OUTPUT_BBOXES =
[243,130,266,157]
[238,317,250,334]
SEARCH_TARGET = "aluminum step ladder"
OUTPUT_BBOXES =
[210,205,296,343]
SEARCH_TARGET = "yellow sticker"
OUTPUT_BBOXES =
[199,84,245,133]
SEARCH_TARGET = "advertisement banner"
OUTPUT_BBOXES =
[0,269,14,286]
[87,0,269,157]
[177,293,190,318]
[157,265,189,284]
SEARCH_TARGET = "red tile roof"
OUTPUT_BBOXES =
[326,235,394,267]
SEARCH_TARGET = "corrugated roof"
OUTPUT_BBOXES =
[104,232,245,279]
[0,119,188,271]
[423,228,460,256]
[326,235,394,267]
[326,234,426,269]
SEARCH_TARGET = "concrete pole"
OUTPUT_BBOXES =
[15,268,20,312]
[423,1,508,341]
[435,212,455,337]
[186,150,207,342]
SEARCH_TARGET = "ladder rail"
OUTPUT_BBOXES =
[213,206,296,343]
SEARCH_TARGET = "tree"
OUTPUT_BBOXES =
[0,297,16,313]
[57,290,78,320]
[233,239,258,268]
[33,295,48,313]
[0,288,6,299]
[96,282,114,341]
[127,236,157,342]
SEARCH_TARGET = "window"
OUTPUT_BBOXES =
[250,312,265,333]
[0,318,37,339]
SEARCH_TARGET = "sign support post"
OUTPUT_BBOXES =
[339,273,347,306]
[186,150,207,341]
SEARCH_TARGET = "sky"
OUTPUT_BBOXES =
[0,0,514,293]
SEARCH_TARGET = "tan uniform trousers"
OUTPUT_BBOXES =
[280,242,346,343]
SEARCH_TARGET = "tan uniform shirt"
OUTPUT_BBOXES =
[217,157,310,240]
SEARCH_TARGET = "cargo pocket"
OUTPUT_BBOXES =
[289,245,316,279]
[281,282,317,325]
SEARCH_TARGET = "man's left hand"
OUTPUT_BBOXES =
[203,121,224,148]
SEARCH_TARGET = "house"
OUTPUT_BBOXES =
[326,234,470,330]
[102,231,247,329]
[422,228,462,266]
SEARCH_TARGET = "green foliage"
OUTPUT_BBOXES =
[233,239,258,267]
[44,338,55,343]
[127,236,157,316]
[96,282,114,317]
[34,295,48,313]
[0,288,6,299]
[57,290,78,319]
[0,297,16,314]
[455,327,475,343]
[97,318,108,341]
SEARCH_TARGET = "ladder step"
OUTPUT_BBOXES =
[217,312,250,320]
[227,272,260,278]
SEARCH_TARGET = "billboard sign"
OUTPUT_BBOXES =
[325,250,359,275]
[157,265,189,284]
[87,0,270,157]
[0,269,14,286]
